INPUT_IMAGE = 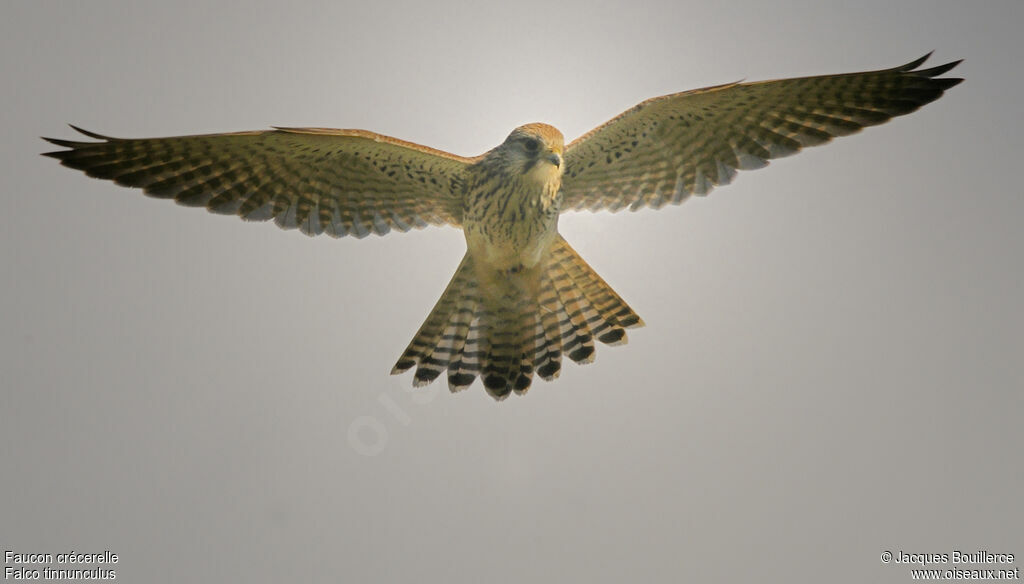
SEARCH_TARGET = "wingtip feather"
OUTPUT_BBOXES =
[41,136,86,149]
[896,52,933,72]
[917,58,961,76]
[67,124,113,141]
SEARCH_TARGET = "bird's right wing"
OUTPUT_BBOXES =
[43,126,475,237]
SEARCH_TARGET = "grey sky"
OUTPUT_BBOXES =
[2,1,1021,582]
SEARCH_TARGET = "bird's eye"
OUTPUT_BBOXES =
[523,138,540,153]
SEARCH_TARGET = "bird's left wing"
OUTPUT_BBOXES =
[559,54,962,213]
[43,126,474,237]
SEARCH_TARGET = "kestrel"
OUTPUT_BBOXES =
[43,54,962,400]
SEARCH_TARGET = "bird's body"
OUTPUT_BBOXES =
[396,123,640,396]
[463,123,564,273]
[43,54,962,400]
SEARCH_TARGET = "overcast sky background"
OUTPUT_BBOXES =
[2,1,1021,582]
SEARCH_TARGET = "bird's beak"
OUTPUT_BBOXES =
[546,151,562,169]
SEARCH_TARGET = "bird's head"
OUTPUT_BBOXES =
[493,123,565,183]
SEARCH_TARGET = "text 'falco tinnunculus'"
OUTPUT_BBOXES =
[44,54,962,400]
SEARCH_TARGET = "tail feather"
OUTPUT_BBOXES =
[480,293,538,399]
[480,306,517,399]
[535,281,564,381]
[392,236,643,399]
[420,284,478,387]
[391,254,477,385]
[552,240,644,329]
[448,322,484,391]
[551,271,597,364]
[511,301,540,393]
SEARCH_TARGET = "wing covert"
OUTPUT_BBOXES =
[43,126,473,238]
[560,53,962,214]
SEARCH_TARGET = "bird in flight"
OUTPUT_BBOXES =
[44,54,962,400]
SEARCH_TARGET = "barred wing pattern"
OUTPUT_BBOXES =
[560,54,962,213]
[43,126,472,237]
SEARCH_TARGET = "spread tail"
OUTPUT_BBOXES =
[392,236,643,400]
